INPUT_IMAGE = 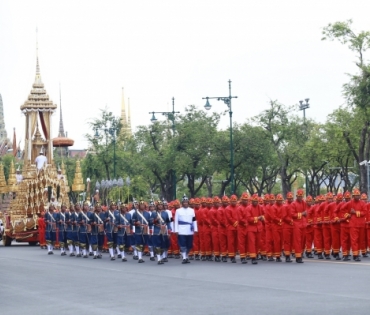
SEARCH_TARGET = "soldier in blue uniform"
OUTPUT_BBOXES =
[104,203,116,260]
[148,200,156,261]
[97,204,106,258]
[74,203,82,257]
[90,203,103,259]
[115,204,132,262]
[66,203,77,256]
[151,200,172,264]
[129,199,139,259]
[132,199,153,263]
[110,202,120,257]
[45,204,57,255]
[162,199,172,262]
[77,201,91,258]
[58,203,68,256]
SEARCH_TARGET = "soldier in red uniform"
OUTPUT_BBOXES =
[282,192,294,262]
[237,193,249,264]
[305,196,314,258]
[169,200,181,259]
[323,192,334,259]
[246,194,264,264]
[344,189,366,261]
[258,197,267,260]
[225,195,239,263]
[360,193,368,257]
[331,193,342,260]
[38,211,46,249]
[198,197,207,260]
[200,198,213,261]
[209,197,221,262]
[336,191,352,260]
[263,194,274,260]
[218,196,229,262]
[366,196,370,255]
[191,198,201,260]
[314,195,325,259]
[291,189,306,263]
[270,194,284,262]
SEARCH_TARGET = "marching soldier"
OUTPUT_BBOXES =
[336,191,351,260]
[237,193,249,264]
[245,194,264,264]
[77,202,91,258]
[282,192,294,262]
[305,196,315,258]
[104,202,116,260]
[115,203,132,262]
[331,194,342,260]
[151,200,171,264]
[226,195,239,263]
[45,204,57,254]
[345,189,366,261]
[290,189,306,263]
[162,199,173,262]
[132,200,153,263]
[58,203,68,256]
[90,203,103,259]
[217,196,229,262]
[175,194,198,264]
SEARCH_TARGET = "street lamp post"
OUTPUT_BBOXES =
[149,97,180,201]
[202,80,238,194]
[299,98,310,196]
[94,113,119,179]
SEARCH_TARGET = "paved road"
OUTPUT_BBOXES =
[1,244,370,315]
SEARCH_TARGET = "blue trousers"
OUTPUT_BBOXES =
[178,234,194,253]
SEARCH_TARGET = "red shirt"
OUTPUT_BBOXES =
[225,204,239,230]
[282,202,294,228]
[237,204,248,229]
[345,199,366,228]
[217,205,228,229]
[291,200,307,227]
[245,204,263,232]
[209,206,220,228]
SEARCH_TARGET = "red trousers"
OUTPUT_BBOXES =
[198,226,204,255]
[272,227,282,258]
[39,229,46,246]
[367,228,370,251]
[259,226,266,256]
[331,224,341,254]
[314,227,323,254]
[202,228,212,256]
[169,233,179,254]
[323,224,332,255]
[293,224,304,258]
[283,227,293,256]
[359,227,366,254]
[247,230,260,259]
[218,227,228,257]
[265,225,273,257]
[306,227,314,253]
[238,228,248,258]
[211,227,220,256]
[191,233,200,255]
[227,229,238,258]
[350,227,360,256]
[340,225,351,256]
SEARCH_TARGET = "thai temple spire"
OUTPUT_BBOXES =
[58,84,65,137]
[120,87,128,136]
[127,97,132,136]
[35,27,42,84]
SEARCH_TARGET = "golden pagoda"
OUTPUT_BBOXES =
[7,37,70,234]
[72,160,85,192]
[0,163,7,194]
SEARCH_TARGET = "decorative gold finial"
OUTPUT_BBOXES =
[0,163,7,194]
[72,160,85,192]
[7,160,18,192]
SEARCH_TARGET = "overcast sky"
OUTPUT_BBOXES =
[0,0,369,149]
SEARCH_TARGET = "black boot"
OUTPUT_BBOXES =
[262,255,267,261]
[343,255,350,261]
[251,258,258,265]
[325,254,331,260]
[208,255,214,261]
[222,256,227,262]
[195,254,200,261]
[296,257,304,263]
[201,256,207,261]
[362,253,368,258]
[276,257,282,262]
[231,257,236,263]
[189,255,194,260]
[354,256,361,262]
[267,256,274,261]
[317,253,324,259]
[241,258,247,264]
[285,255,292,263]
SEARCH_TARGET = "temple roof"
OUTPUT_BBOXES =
[20,43,57,111]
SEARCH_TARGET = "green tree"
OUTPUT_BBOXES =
[323,20,370,192]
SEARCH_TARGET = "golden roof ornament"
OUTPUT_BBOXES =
[7,160,18,192]
[72,160,85,192]
[0,163,7,194]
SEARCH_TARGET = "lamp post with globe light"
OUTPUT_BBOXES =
[202,80,238,194]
